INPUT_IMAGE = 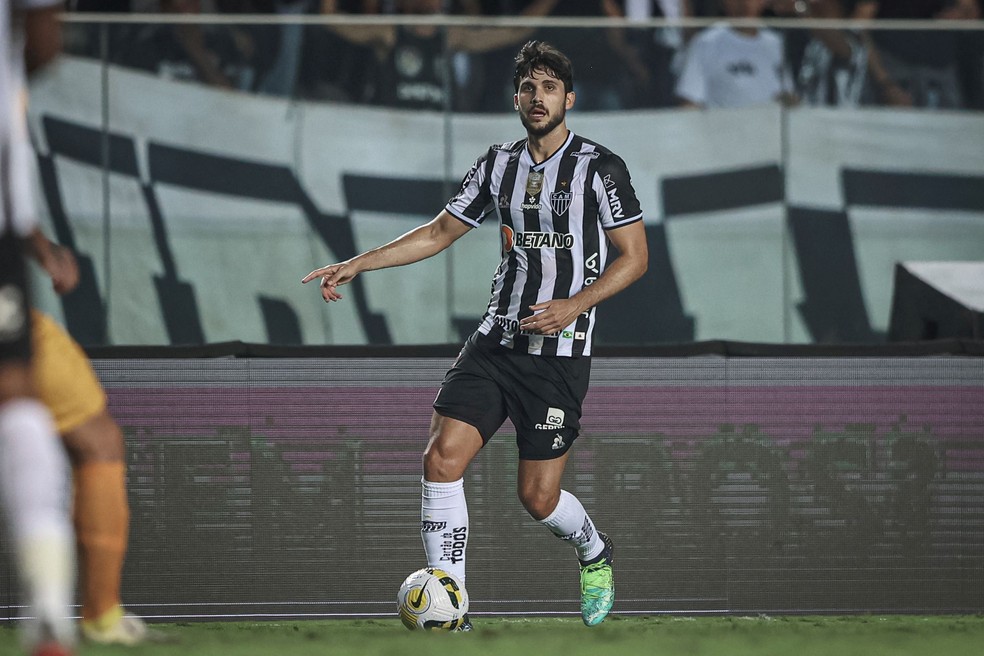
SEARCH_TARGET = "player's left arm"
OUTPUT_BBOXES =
[519,221,648,336]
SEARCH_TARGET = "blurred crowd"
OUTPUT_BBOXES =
[65,0,984,111]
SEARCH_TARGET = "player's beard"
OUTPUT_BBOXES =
[520,105,565,138]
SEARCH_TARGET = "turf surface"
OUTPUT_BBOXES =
[2,615,983,655]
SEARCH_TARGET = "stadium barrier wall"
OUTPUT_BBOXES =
[26,53,984,347]
[3,346,982,620]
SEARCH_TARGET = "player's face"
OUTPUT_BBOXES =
[514,69,575,139]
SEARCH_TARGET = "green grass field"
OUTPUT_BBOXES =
[3,615,984,656]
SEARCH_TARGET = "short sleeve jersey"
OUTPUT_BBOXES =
[445,131,643,357]
[675,25,792,109]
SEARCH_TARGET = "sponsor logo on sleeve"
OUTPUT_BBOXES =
[600,174,624,218]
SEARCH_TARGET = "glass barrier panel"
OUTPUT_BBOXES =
[28,17,984,347]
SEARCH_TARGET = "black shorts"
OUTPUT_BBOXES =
[0,231,31,363]
[433,332,591,461]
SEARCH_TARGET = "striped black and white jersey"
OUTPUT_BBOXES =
[445,131,643,357]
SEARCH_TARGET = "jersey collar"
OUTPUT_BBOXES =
[522,130,575,170]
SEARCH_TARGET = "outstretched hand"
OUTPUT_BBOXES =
[301,261,360,302]
[44,244,79,295]
[28,229,79,295]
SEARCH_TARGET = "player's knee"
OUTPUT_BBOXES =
[0,364,33,402]
[422,441,466,482]
[61,411,125,463]
[518,485,559,521]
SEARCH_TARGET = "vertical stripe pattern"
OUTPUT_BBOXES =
[445,132,643,357]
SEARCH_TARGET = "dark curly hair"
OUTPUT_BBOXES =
[513,40,574,93]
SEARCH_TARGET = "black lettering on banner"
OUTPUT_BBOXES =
[38,115,394,346]
[41,117,978,348]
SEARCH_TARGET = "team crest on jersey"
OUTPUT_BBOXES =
[550,190,572,215]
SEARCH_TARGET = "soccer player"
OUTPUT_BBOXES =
[27,229,157,646]
[0,2,75,655]
[303,40,647,628]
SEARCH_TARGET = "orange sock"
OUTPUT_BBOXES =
[72,461,130,621]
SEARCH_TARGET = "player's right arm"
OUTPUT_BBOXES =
[25,228,79,295]
[21,1,63,75]
[301,210,471,303]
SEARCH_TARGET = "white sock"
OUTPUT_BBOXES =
[539,489,604,562]
[0,399,76,644]
[421,478,468,584]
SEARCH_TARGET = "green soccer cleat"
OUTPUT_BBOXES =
[579,532,614,626]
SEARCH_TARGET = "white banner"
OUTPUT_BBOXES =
[26,58,984,345]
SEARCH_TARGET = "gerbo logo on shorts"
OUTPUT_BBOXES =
[535,407,565,430]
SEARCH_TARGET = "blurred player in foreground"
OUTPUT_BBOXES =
[0,1,74,654]
[27,230,161,646]
[304,40,648,628]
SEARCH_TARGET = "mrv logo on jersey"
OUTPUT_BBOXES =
[602,174,624,219]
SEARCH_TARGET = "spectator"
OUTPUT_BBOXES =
[772,0,865,105]
[528,0,652,111]
[675,0,795,108]
[297,0,380,102]
[114,0,273,91]
[213,0,290,95]
[468,0,555,112]
[316,0,535,110]
[771,0,911,106]
[851,0,981,108]
[623,0,693,107]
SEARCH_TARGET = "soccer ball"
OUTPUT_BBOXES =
[396,567,469,631]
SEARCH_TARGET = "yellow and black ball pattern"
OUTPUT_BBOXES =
[397,567,469,631]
